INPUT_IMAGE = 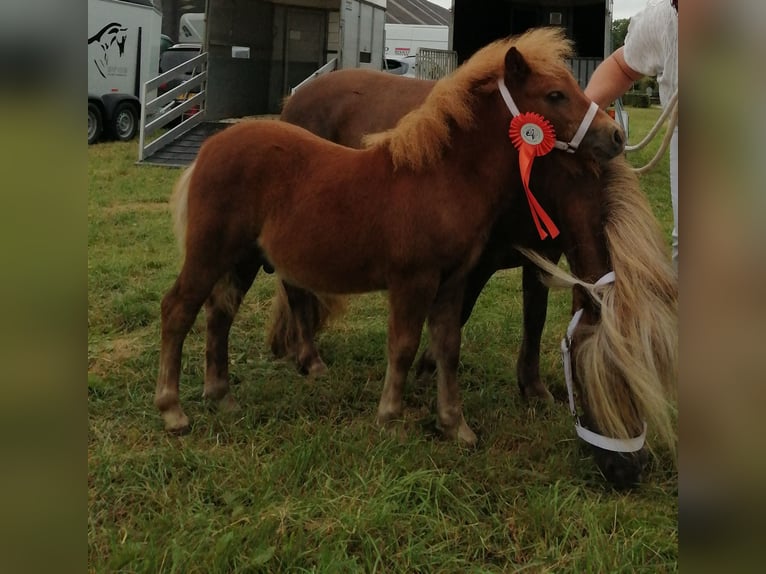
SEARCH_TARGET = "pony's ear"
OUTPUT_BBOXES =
[504,46,531,87]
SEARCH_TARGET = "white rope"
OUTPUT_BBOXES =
[624,89,678,174]
[625,89,678,152]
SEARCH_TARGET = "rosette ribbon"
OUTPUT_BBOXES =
[508,113,560,240]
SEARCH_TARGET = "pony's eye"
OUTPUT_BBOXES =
[546,91,566,103]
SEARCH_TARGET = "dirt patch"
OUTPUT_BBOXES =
[88,335,144,377]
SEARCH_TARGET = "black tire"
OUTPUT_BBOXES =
[88,102,103,145]
[110,101,139,141]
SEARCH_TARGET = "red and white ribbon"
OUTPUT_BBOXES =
[508,112,559,240]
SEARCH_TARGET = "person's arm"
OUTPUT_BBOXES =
[584,46,645,109]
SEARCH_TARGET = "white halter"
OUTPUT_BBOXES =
[498,79,600,153]
[560,271,648,453]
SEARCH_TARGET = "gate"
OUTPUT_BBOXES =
[415,48,458,80]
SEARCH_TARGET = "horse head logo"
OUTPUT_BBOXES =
[88,22,128,79]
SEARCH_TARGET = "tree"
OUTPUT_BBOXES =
[611,18,630,51]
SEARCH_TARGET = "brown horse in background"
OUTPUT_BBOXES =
[272,67,563,404]
[156,29,674,487]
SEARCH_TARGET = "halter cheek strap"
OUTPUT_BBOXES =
[560,271,648,453]
[497,80,600,153]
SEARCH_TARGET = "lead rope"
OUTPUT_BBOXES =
[560,271,648,453]
[622,89,678,175]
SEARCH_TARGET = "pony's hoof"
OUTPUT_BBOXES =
[377,416,408,441]
[306,359,328,377]
[217,394,240,413]
[528,388,555,403]
[457,422,478,447]
[162,407,190,434]
[298,356,327,377]
[440,418,478,447]
[520,382,555,403]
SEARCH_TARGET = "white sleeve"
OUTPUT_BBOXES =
[622,0,672,78]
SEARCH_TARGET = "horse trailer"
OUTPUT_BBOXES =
[88,0,162,144]
[157,1,387,117]
[139,1,388,166]
[451,0,613,88]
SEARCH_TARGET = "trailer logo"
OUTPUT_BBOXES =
[88,22,128,79]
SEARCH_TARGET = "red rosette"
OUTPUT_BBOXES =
[509,112,556,156]
[508,112,560,239]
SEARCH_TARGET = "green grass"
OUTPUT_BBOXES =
[88,106,677,572]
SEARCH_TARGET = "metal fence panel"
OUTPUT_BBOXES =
[567,57,602,90]
[416,48,458,81]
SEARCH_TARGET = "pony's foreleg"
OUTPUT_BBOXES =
[203,254,261,409]
[415,258,496,378]
[427,281,478,447]
[377,279,437,433]
[517,262,555,402]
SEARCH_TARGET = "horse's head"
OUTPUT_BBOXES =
[520,157,678,489]
[494,35,672,489]
[567,283,650,489]
[501,42,624,163]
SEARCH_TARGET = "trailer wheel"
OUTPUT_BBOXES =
[110,101,139,141]
[88,102,103,145]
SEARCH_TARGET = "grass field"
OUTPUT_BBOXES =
[88,105,677,572]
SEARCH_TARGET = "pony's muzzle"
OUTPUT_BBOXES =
[591,444,648,490]
[612,125,625,149]
[593,123,626,161]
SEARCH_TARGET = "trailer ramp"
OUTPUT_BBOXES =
[139,121,229,167]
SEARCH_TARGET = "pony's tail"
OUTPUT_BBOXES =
[169,162,195,255]
[266,280,347,359]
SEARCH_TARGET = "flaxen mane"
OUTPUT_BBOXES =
[364,27,574,171]
[521,156,678,454]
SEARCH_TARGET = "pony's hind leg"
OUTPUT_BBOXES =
[517,263,554,402]
[156,260,230,433]
[427,282,477,447]
[203,252,262,410]
[282,282,328,375]
[156,188,250,433]
[267,281,329,375]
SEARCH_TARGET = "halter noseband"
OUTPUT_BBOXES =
[498,80,600,153]
[560,271,648,453]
